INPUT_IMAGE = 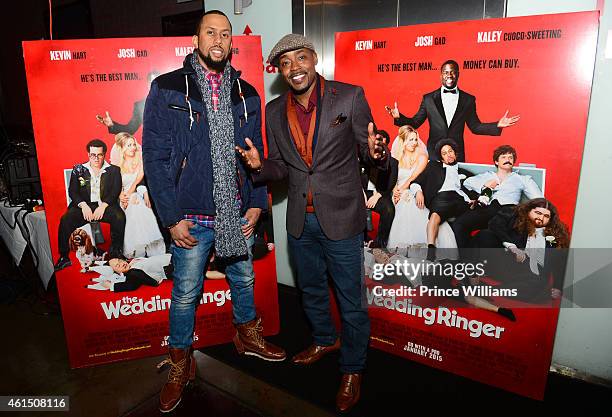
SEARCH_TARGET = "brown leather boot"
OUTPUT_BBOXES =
[157,346,194,413]
[291,338,341,365]
[336,373,362,413]
[233,317,286,361]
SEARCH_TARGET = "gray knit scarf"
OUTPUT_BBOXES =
[191,54,247,258]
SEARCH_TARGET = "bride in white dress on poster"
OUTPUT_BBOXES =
[387,125,457,250]
[112,132,165,258]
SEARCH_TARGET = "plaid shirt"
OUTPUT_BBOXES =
[185,193,242,229]
[205,71,222,111]
[184,213,216,228]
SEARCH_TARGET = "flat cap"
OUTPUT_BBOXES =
[268,34,315,67]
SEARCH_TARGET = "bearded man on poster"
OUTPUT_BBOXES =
[236,34,388,413]
[387,59,520,161]
[142,10,285,413]
[472,198,569,302]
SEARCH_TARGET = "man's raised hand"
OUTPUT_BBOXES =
[385,102,400,119]
[95,111,114,127]
[235,138,262,171]
[497,110,520,128]
[367,122,386,160]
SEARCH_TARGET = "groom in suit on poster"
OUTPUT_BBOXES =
[387,59,520,161]
[54,139,125,271]
[236,34,388,413]
[409,139,472,261]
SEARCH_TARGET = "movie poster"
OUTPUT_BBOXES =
[23,36,279,368]
[335,12,598,399]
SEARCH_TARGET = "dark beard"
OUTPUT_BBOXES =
[290,83,313,96]
[196,48,228,72]
[527,218,547,236]
[526,221,537,236]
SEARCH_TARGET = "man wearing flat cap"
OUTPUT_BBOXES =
[237,33,388,412]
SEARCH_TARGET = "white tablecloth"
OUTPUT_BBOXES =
[0,201,54,289]
[0,202,28,263]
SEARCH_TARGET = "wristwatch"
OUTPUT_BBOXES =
[167,220,181,229]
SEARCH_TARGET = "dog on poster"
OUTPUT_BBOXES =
[68,228,106,272]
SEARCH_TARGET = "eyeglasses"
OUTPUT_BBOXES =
[89,153,105,159]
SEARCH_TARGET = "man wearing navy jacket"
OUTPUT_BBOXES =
[143,10,285,413]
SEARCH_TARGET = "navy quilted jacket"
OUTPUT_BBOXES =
[142,55,267,227]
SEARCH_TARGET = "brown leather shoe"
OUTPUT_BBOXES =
[291,338,341,365]
[336,373,362,413]
[158,346,194,413]
[233,317,286,361]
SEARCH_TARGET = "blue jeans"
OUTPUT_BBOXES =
[288,213,370,373]
[169,222,256,348]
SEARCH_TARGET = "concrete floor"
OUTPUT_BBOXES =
[0,242,331,417]
[1,289,333,417]
[3,243,610,417]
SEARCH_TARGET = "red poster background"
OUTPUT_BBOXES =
[23,36,279,368]
[335,12,598,399]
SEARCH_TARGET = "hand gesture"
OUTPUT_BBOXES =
[385,102,400,119]
[510,247,526,263]
[119,192,129,209]
[81,204,94,221]
[367,122,386,160]
[143,191,151,208]
[95,111,114,127]
[484,179,499,189]
[415,191,425,209]
[235,138,262,171]
[242,208,261,239]
[92,204,106,221]
[392,187,402,204]
[366,192,381,209]
[497,110,520,128]
[170,220,198,249]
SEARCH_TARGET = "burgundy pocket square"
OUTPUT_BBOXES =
[331,113,347,126]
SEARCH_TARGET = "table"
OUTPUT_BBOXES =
[0,200,54,289]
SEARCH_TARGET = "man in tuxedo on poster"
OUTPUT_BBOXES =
[409,139,471,261]
[387,59,520,161]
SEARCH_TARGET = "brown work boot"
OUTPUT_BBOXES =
[291,338,341,365]
[233,317,286,361]
[336,373,362,413]
[157,346,195,413]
